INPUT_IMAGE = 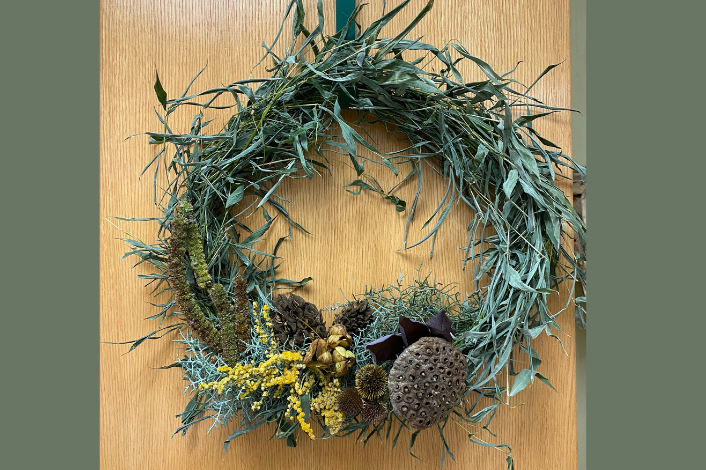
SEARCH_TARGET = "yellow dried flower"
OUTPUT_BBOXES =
[311,376,345,435]
[287,375,314,438]
[199,351,304,399]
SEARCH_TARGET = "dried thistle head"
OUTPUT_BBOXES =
[361,400,387,425]
[355,364,388,400]
[336,387,363,417]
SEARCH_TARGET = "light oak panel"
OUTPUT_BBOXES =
[100,1,576,468]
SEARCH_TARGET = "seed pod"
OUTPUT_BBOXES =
[328,324,348,337]
[361,400,387,425]
[332,347,346,363]
[355,364,388,400]
[318,350,333,365]
[388,337,467,429]
[271,294,327,349]
[334,360,350,377]
[327,324,353,348]
[337,387,364,417]
[333,300,374,337]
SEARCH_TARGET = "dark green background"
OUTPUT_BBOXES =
[1,0,703,468]
[1,0,99,468]
[570,0,586,468]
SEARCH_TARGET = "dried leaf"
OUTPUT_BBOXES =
[365,334,405,364]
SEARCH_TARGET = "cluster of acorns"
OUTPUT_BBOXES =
[336,364,389,425]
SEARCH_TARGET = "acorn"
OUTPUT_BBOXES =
[361,400,387,425]
[355,364,388,401]
[336,387,364,417]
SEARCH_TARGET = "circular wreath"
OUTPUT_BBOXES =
[117,0,586,466]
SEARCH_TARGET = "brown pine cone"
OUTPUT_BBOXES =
[271,293,327,349]
[333,300,374,337]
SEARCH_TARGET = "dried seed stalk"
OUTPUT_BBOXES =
[167,201,221,352]
[232,276,251,354]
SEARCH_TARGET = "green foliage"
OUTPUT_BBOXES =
[347,270,483,370]
[175,292,293,440]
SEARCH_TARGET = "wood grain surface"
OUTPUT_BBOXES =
[100,1,577,468]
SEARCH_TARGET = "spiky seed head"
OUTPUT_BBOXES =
[336,387,363,417]
[355,364,388,400]
[361,400,387,425]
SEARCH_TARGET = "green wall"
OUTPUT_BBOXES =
[572,0,586,167]
[571,1,586,469]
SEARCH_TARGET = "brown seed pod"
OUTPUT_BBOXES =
[361,400,387,425]
[355,364,388,400]
[333,300,374,337]
[303,338,356,377]
[388,337,467,429]
[270,293,327,348]
[336,387,364,417]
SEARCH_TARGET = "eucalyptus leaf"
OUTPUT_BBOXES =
[154,70,167,110]
[509,369,533,396]
[226,185,245,207]
[506,265,538,293]
[503,169,519,198]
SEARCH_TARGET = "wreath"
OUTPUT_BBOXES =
[116,0,586,467]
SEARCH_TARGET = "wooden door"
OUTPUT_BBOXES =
[100,1,577,468]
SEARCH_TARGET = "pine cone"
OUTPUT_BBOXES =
[388,337,467,429]
[271,294,327,349]
[333,300,374,337]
